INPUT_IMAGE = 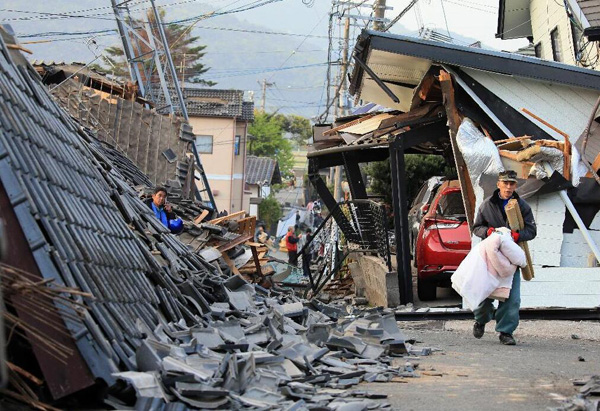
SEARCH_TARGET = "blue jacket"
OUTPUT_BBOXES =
[146,199,184,234]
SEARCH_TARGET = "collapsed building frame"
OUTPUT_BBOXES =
[309,30,600,306]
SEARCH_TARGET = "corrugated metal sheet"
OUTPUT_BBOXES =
[462,67,600,144]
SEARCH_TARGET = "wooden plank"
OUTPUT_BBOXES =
[505,199,534,280]
[323,113,377,136]
[439,70,476,230]
[221,253,241,276]
[194,209,209,225]
[207,210,247,225]
[217,234,253,252]
[521,108,571,180]
[250,245,263,277]
[585,152,600,177]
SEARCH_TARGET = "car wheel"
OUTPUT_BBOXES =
[417,277,436,301]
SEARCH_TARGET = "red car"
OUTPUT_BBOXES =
[415,181,471,301]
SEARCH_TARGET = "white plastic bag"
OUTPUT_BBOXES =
[451,243,500,311]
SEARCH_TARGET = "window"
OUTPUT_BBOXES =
[437,191,465,218]
[195,135,213,154]
[534,42,542,58]
[234,135,241,156]
[551,27,562,62]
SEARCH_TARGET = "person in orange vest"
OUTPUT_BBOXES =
[285,226,301,266]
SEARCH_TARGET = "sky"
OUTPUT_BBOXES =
[0,0,529,118]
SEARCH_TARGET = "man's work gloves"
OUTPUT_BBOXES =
[487,226,520,242]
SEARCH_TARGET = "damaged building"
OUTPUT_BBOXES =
[309,30,600,309]
[0,27,441,410]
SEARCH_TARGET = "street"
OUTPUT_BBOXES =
[365,320,600,410]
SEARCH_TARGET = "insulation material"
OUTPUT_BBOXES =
[571,145,589,187]
[520,268,600,308]
[456,118,504,218]
[560,229,600,267]
[527,193,565,267]
[520,146,564,180]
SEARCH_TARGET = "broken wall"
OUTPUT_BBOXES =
[352,255,399,307]
[51,80,194,190]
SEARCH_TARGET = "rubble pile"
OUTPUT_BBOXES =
[0,29,438,410]
[553,375,600,410]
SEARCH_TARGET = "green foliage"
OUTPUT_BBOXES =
[94,8,214,85]
[248,111,295,176]
[258,195,282,232]
[366,154,453,206]
[271,114,312,146]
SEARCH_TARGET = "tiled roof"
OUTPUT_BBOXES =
[153,86,254,121]
[577,0,600,27]
[0,30,221,395]
[245,156,282,185]
[51,79,194,190]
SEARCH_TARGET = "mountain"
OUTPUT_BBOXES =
[1,1,496,119]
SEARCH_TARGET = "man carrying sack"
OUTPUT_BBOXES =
[471,170,537,345]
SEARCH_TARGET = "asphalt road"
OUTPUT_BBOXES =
[363,320,600,410]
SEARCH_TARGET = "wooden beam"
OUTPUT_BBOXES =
[585,152,600,177]
[194,209,209,225]
[207,210,247,225]
[521,108,571,180]
[439,70,476,230]
[250,245,263,277]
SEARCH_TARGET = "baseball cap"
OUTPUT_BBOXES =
[498,170,518,182]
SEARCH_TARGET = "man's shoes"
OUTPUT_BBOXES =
[473,321,485,339]
[499,332,516,345]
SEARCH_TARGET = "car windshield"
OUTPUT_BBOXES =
[437,191,465,219]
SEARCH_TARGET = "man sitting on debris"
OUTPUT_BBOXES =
[285,226,301,266]
[472,170,536,345]
[146,186,184,234]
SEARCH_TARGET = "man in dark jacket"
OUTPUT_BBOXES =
[471,170,536,345]
[145,186,184,234]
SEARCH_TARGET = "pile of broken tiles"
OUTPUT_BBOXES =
[552,375,600,411]
[112,291,431,410]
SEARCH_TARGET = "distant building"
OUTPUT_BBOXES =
[183,88,254,213]
[243,156,282,216]
[496,0,598,68]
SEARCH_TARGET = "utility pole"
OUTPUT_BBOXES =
[333,16,351,203]
[258,79,274,112]
[373,0,387,31]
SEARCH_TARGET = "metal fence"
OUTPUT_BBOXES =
[299,200,391,297]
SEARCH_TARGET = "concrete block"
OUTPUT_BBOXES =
[356,255,399,308]
[347,261,365,298]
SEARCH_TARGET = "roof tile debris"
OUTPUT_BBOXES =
[0,29,436,410]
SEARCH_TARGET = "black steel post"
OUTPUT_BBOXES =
[389,138,413,304]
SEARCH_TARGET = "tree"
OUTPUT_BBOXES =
[95,8,214,86]
[365,154,454,206]
[258,195,282,233]
[248,111,294,176]
[271,114,312,146]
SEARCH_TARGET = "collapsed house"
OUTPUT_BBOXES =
[309,30,600,308]
[0,29,439,409]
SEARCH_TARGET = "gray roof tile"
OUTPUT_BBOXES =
[245,156,282,185]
